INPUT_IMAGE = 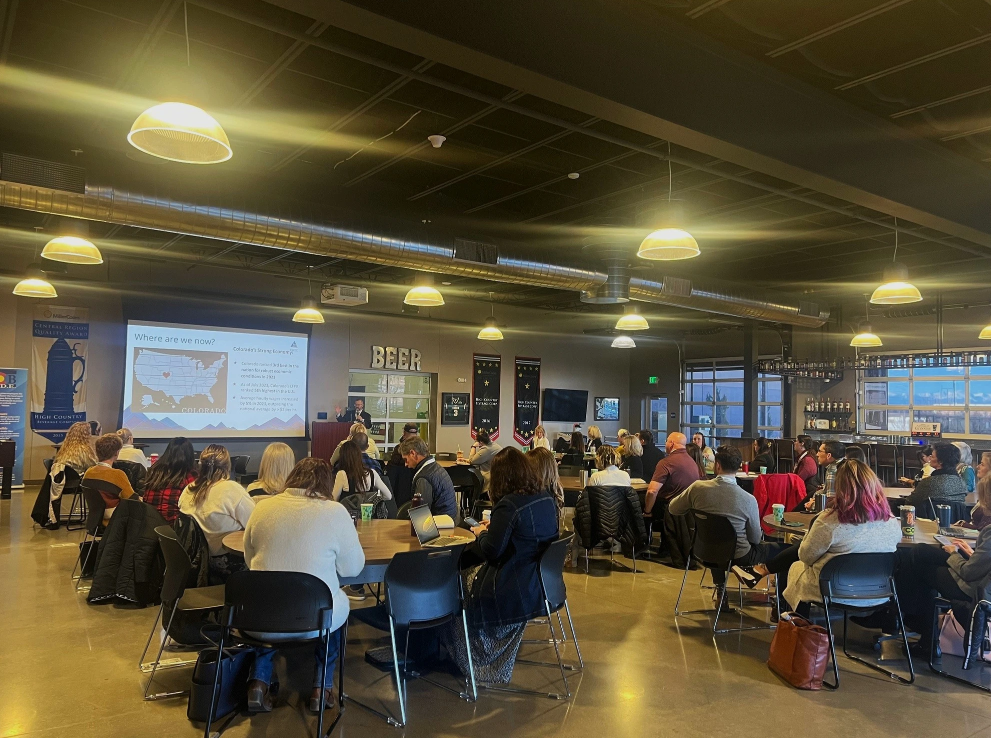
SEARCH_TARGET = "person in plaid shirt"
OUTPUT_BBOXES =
[143,437,196,523]
[801,441,845,511]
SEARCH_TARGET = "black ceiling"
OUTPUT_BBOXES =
[0,0,988,318]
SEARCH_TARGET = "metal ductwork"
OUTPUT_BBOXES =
[0,180,829,327]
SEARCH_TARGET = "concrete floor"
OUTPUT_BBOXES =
[4,489,991,738]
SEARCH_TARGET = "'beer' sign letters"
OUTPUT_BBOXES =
[371,346,421,371]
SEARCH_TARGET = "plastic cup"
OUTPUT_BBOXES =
[360,503,374,522]
[772,503,785,523]
[482,509,491,522]
[759,466,767,475]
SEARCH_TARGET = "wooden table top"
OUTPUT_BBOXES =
[438,459,471,468]
[560,476,648,493]
[222,520,475,566]
[761,512,939,547]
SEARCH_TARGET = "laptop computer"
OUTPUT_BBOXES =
[409,504,465,548]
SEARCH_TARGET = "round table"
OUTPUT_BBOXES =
[222,519,475,585]
[735,472,760,493]
[761,512,939,547]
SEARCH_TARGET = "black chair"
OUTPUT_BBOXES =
[347,545,475,727]
[229,455,251,483]
[71,486,108,590]
[205,570,346,738]
[812,552,914,689]
[876,444,900,485]
[674,511,774,635]
[447,464,484,517]
[575,485,647,574]
[929,596,991,692]
[140,526,225,700]
[61,467,87,530]
[487,534,583,701]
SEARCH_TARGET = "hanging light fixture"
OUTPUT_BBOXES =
[638,141,699,261]
[13,265,57,298]
[850,295,881,347]
[292,267,324,323]
[870,217,921,305]
[404,274,444,307]
[980,312,991,340]
[611,335,636,349]
[477,294,504,340]
[615,304,649,331]
[41,235,103,264]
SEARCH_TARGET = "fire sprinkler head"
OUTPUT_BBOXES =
[427,134,446,148]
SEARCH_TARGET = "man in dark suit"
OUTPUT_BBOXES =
[335,398,372,428]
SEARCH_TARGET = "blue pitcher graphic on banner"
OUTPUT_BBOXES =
[31,305,88,443]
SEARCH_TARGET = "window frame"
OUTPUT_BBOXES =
[347,369,432,452]
[681,357,783,440]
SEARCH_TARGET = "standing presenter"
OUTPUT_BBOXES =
[335,398,372,428]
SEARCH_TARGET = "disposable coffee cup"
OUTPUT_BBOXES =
[772,503,785,523]
[360,503,374,522]
[759,466,767,475]
[482,509,491,522]
[149,454,159,464]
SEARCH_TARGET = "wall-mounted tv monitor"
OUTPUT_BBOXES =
[542,389,588,422]
[594,397,620,421]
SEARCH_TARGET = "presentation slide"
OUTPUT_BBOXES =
[121,321,308,438]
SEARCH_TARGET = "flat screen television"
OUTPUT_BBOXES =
[542,389,589,422]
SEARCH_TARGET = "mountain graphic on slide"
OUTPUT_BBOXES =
[122,410,185,431]
[247,415,304,431]
[200,422,232,431]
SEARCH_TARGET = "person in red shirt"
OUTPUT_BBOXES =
[644,432,703,568]
[143,437,196,524]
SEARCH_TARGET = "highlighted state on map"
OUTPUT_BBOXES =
[131,347,228,414]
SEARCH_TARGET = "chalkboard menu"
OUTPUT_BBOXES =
[442,392,470,425]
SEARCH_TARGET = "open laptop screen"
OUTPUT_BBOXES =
[409,504,440,544]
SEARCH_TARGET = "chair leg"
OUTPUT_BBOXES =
[545,601,571,699]
[75,534,98,591]
[389,616,407,728]
[819,600,840,690]
[555,611,568,644]
[70,530,89,582]
[139,602,166,669]
[144,603,189,701]
[564,601,584,670]
[316,631,328,738]
[711,569,728,636]
[836,589,915,685]
[673,556,692,616]
[203,628,226,738]
[462,609,478,702]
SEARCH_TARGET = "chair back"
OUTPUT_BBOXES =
[584,485,633,540]
[56,465,82,491]
[384,545,466,628]
[447,464,483,505]
[230,455,250,475]
[43,457,53,473]
[155,525,192,603]
[818,552,896,602]
[689,511,738,568]
[928,498,971,524]
[538,533,572,613]
[558,465,582,478]
[223,570,334,632]
[80,486,109,534]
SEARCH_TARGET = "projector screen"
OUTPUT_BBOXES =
[122,321,308,439]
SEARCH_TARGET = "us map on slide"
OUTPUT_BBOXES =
[131,347,228,413]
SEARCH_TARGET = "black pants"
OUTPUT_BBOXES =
[711,542,790,586]
[895,544,969,648]
[762,542,801,594]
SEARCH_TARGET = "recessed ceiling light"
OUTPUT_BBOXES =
[567,172,580,180]
[441,281,452,286]
[427,135,446,148]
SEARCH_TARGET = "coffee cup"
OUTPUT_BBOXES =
[360,503,374,522]
[482,509,491,523]
[772,503,785,523]
[759,466,767,475]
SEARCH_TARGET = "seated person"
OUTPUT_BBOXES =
[618,435,644,479]
[530,425,551,451]
[468,430,502,475]
[246,442,295,497]
[899,444,934,487]
[559,431,586,468]
[331,423,380,465]
[897,475,991,656]
[799,441,845,511]
[586,425,603,454]
[751,437,776,474]
[777,460,901,616]
[398,436,457,519]
[178,444,255,584]
[954,441,977,494]
[446,448,558,684]
[639,430,666,480]
[83,433,137,521]
[691,432,715,475]
[587,445,631,487]
[966,466,991,530]
[668,445,787,593]
[115,427,150,468]
[792,435,819,497]
[143,437,196,524]
[386,424,419,506]
[897,442,968,514]
[243,458,365,713]
[332,440,392,502]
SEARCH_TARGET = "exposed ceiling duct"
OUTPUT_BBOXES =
[0,180,829,327]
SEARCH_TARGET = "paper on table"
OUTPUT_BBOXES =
[434,514,455,529]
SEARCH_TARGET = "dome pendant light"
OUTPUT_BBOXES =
[611,335,636,349]
[850,296,882,347]
[404,274,445,307]
[13,265,57,298]
[477,294,504,340]
[292,267,324,323]
[980,304,991,339]
[615,304,649,331]
[637,142,700,261]
[870,218,921,305]
[41,236,102,265]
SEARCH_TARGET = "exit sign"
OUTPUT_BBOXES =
[648,376,659,384]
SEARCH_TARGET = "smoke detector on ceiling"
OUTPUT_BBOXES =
[567,172,579,180]
[427,134,446,148]
[320,284,368,306]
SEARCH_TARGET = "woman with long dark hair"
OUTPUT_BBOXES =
[331,440,392,501]
[792,435,818,496]
[751,437,776,474]
[143,437,196,523]
[685,442,707,479]
[445,447,559,684]
[178,444,254,584]
[560,431,586,467]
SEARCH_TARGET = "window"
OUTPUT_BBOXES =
[348,370,431,452]
[858,358,991,438]
[682,359,783,441]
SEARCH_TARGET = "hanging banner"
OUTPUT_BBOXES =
[0,367,28,488]
[31,305,88,444]
[472,354,501,440]
[514,357,541,446]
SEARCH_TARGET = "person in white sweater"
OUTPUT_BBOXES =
[332,440,392,502]
[530,425,551,451]
[587,445,631,487]
[177,444,254,584]
[115,427,150,468]
[243,457,365,714]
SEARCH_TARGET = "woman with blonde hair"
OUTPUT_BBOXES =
[586,425,603,453]
[178,444,254,584]
[530,425,550,451]
[965,474,991,530]
[34,420,98,528]
[953,441,976,493]
[55,421,97,475]
[246,442,295,497]
[588,445,631,487]
[527,447,564,512]
[619,434,644,479]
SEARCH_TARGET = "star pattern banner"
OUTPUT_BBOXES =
[472,354,501,440]
[514,357,541,445]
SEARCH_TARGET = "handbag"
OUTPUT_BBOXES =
[767,612,831,690]
[187,646,254,722]
[340,490,389,519]
[939,610,991,662]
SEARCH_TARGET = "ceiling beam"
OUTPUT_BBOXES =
[890,82,991,119]
[685,0,733,20]
[0,0,17,66]
[234,19,330,107]
[767,0,913,58]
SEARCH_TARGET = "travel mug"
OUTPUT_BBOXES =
[935,504,952,530]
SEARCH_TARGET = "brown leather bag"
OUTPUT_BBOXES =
[767,613,831,690]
